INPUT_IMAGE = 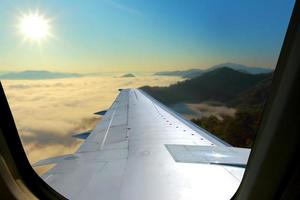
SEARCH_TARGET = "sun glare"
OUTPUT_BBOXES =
[18,11,51,42]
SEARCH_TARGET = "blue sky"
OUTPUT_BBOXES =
[0,0,295,73]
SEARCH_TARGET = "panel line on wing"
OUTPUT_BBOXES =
[138,89,231,147]
[100,105,118,150]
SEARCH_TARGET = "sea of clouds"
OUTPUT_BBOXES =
[2,76,181,174]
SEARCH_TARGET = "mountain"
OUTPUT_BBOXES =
[141,67,272,105]
[0,71,10,75]
[208,63,273,74]
[228,74,273,108]
[144,67,273,148]
[190,73,272,148]
[0,70,81,80]
[153,69,204,78]
[120,73,136,78]
[153,63,273,78]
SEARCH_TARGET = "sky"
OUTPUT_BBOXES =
[0,0,295,73]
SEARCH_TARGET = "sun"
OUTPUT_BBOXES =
[18,11,51,42]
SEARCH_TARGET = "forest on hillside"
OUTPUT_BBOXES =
[191,107,263,148]
[192,74,272,147]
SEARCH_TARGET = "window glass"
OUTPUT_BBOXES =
[0,0,295,197]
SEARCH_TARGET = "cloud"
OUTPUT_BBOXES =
[20,117,99,146]
[187,103,236,120]
[1,76,181,175]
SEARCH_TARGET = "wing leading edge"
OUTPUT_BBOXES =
[37,89,250,200]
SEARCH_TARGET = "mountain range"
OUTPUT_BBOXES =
[0,70,81,80]
[154,69,204,78]
[120,73,136,78]
[145,67,273,148]
[153,63,273,78]
[142,67,272,106]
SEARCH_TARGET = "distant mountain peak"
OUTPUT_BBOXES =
[0,70,81,80]
[204,66,248,75]
[209,63,273,74]
[120,73,136,78]
[23,70,48,73]
[154,69,204,78]
[153,63,273,79]
[209,66,235,72]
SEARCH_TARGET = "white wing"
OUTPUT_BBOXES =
[37,89,250,200]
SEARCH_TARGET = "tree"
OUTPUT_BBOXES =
[192,106,263,148]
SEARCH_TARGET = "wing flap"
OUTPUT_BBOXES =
[165,144,250,167]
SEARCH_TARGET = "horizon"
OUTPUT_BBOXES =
[0,0,294,73]
[0,62,274,75]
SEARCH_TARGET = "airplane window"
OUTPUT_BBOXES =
[0,0,295,199]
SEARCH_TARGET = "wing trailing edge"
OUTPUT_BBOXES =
[32,154,77,167]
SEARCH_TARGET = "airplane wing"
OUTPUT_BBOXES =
[36,89,250,200]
